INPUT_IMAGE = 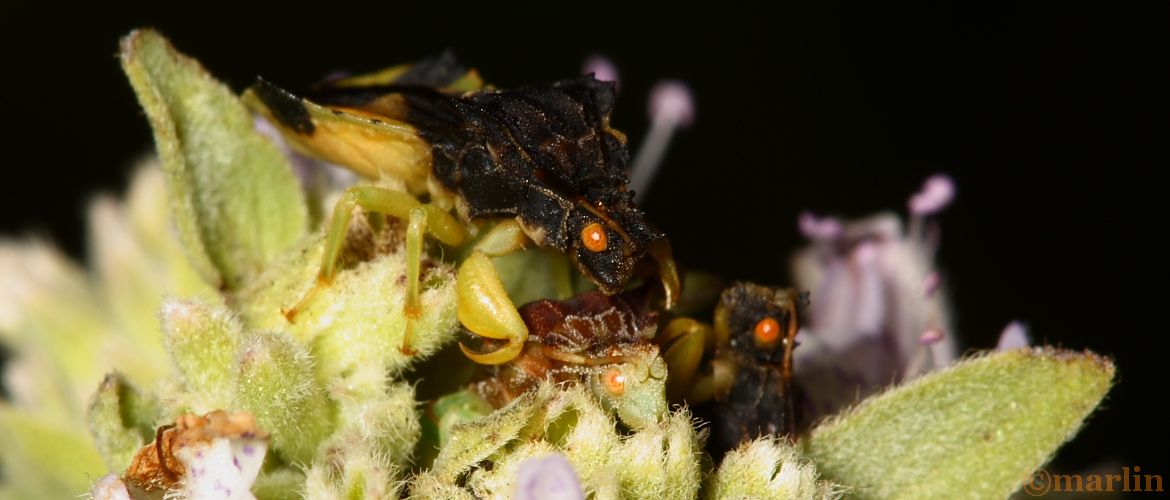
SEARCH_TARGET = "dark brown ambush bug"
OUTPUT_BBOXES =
[656,282,808,457]
[244,53,680,364]
[468,286,668,429]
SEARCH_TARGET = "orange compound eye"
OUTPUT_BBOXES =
[602,367,626,395]
[581,222,608,252]
[753,317,781,346]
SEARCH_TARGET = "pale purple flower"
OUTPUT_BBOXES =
[791,175,958,426]
[995,321,1030,351]
[581,54,620,88]
[630,80,695,202]
[513,453,585,500]
[175,434,267,500]
[579,55,696,203]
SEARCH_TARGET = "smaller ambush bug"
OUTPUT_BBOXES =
[469,286,668,429]
[655,283,807,457]
[244,54,680,364]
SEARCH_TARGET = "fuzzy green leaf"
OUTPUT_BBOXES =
[708,436,837,499]
[119,29,307,289]
[804,347,1115,499]
[431,387,545,483]
[322,381,421,466]
[0,241,109,421]
[233,227,458,379]
[422,383,703,499]
[432,389,494,448]
[0,407,108,498]
[415,389,493,470]
[252,467,306,500]
[304,442,405,500]
[161,298,242,411]
[409,472,475,500]
[86,373,161,472]
[235,332,335,464]
[613,409,703,499]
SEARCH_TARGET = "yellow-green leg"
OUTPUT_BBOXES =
[657,317,712,402]
[284,187,532,361]
[401,206,427,354]
[686,358,735,404]
[282,186,466,355]
[656,316,736,403]
[456,219,532,365]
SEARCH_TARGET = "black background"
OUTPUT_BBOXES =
[3,1,1162,474]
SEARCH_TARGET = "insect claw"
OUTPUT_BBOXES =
[458,338,524,365]
[280,307,299,323]
[649,239,680,310]
[400,301,427,356]
[400,321,419,356]
[455,252,529,364]
[282,277,331,323]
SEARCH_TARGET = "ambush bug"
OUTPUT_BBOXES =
[469,286,667,429]
[244,54,680,364]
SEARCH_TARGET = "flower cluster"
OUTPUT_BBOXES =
[0,30,1113,500]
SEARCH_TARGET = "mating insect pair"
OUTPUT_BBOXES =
[246,53,679,364]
